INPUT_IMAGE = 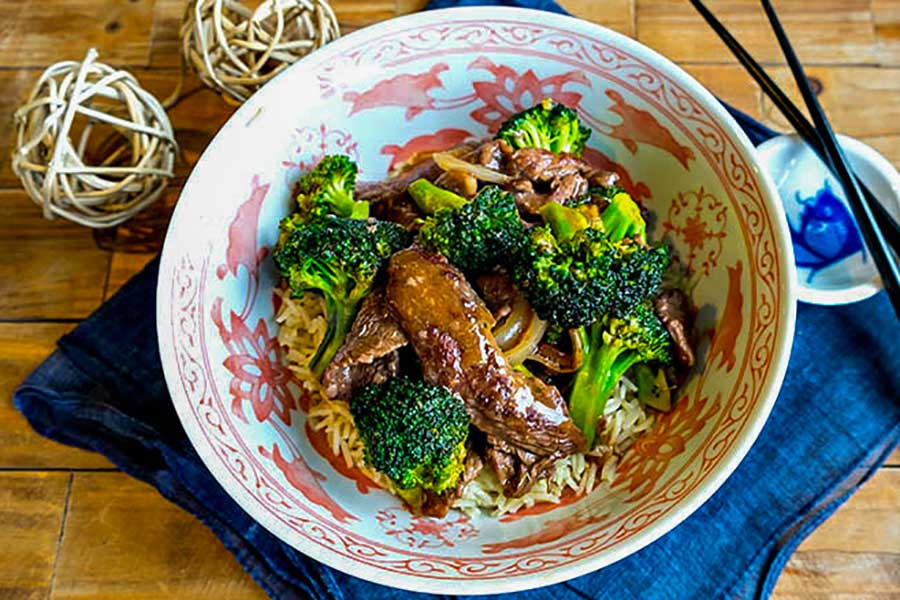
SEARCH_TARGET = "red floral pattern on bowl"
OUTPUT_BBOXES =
[157,7,796,595]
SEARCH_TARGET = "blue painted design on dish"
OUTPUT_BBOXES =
[787,181,864,282]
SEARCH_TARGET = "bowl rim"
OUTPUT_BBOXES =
[157,6,798,594]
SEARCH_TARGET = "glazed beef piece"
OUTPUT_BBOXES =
[509,148,587,182]
[385,247,586,463]
[655,288,696,368]
[356,158,442,229]
[475,270,518,321]
[321,288,408,399]
[504,148,617,216]
[476,139,514,171]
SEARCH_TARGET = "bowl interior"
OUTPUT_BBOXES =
[158,7,795,594]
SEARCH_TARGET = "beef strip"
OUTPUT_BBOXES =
[476,139,514,171]
[547,172,590,205]
[421,448,484,518]
[386,247,586,463]
[655,288,696,368]
[321,288,408,399]
[509,148,586,182]
[475,270,518,321]
[356,158,442,229]
[505,148,597,215]
[589,169,620,188]
[484,437,558,497]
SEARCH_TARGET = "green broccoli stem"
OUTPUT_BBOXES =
[568,325,639,447]
[539,202,587,241]
[329,189,369,219]
[408,179,467,215]
[348,198,370,219]
[309,295,358,377]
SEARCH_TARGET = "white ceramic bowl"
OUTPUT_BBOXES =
[157,7,797,594]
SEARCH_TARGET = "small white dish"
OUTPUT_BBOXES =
[757,134,900,305]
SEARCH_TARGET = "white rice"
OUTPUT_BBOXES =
[275,288,653,516]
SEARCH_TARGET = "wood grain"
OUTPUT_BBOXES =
[0,472,69,600]
[559,0,635,36]
[758,66,900,165]
[636,0,878,66]
[773,551,900,598]
[105,252,157,301]
[681,63,764,117]
[0,324,111,469]
[874,0,900,67]
[52,472,266,600]
[796,469,899,554]
[0,0,156,68]
[0,191,110,320]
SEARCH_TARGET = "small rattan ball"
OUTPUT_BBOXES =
[12,49,177,228]
[181,0,340,103]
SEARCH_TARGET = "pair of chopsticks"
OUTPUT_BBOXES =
[690,0,900,318]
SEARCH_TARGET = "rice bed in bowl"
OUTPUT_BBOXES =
[274,289,655,517]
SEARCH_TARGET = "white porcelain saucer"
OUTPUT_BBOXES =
[757,134,900,305]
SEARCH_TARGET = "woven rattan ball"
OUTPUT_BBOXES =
[181,0,340,103]
[11,49,177,228]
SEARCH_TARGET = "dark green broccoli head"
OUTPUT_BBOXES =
[600,192,646,243]
[569,302,672,446]
[512,202,669,328]
[296,155,369,220]
[496,98,592,157]
[512,224,614,328]
[351,377,470,493]
[418,185,524,271]
[273,215,410,375]
[606,241,669,317]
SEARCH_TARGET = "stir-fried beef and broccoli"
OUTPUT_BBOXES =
[274,99,697,517]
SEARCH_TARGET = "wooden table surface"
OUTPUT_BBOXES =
[1,1,898,598]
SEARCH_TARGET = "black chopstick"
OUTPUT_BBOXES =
[688,0,900,252]
[758,0,900,317]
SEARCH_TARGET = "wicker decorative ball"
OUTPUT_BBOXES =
[181,0,340,103]
[12,49,177,228]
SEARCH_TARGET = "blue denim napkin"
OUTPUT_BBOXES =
[15,1,900,599]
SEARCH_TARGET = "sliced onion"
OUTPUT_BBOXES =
[504,316,547,366]
[525,328,585,373]
[432,151,510,184]
[569,328,585,370]
[494,301,527,348]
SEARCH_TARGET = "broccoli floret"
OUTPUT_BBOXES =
[512,220,612,328]
[496,98,592,157]
[351,377,470,495]
[512,202,669,328]
[569,303,673,446]
[539,201,588,241]
[408,178,467,214]
[601,192,646,244]
[295,155,369,220]
[273,215,410,376]
[418,185,524,271]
